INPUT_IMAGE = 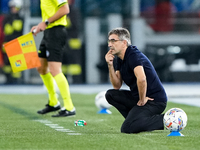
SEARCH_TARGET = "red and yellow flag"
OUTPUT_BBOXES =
[3,32,41,73]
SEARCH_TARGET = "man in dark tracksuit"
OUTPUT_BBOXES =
[105,27,167,133]
[2,0,23,84]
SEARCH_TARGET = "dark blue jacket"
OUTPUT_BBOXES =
[115,45,167,102]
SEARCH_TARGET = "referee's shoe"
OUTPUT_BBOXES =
[52,107,76,117]
[37,101,61,114]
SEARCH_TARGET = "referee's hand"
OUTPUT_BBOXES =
[31,22,47,36]
[31,26,39,36]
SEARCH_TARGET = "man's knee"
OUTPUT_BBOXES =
[121,127,130,134]
[105,89,115,104]
[121,122,132,134]
[121,121,140,134]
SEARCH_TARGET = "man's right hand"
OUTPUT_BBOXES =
[105,50,115,66]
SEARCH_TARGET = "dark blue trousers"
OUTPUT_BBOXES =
[105,89,167,133]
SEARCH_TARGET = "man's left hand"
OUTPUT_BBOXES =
[137,97,154,106]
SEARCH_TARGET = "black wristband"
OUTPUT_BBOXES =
[45,19,49,26]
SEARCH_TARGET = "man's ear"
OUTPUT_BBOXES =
[123,40,128,47]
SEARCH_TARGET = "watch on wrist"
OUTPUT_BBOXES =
[45,19,50,26]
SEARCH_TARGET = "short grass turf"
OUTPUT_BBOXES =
[0,93,199,150]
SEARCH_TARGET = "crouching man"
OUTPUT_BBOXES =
[105,27,167,133]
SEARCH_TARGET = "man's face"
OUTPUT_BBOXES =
[108,34,124,56]
[10,7,20,14]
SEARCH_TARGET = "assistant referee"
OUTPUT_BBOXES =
[31,0,75,117]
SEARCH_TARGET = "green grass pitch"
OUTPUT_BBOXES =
[0,93,200,150]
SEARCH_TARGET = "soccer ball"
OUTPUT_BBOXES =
[163,108,188,132]
[95,91,112,109]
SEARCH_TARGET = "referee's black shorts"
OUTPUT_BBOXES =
[39,25,67,62]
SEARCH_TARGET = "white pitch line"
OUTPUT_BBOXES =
[34,119,81,135]
[55,129,75,132]
[45,124,64,129]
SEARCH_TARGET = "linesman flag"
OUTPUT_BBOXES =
[3,32,41,73]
